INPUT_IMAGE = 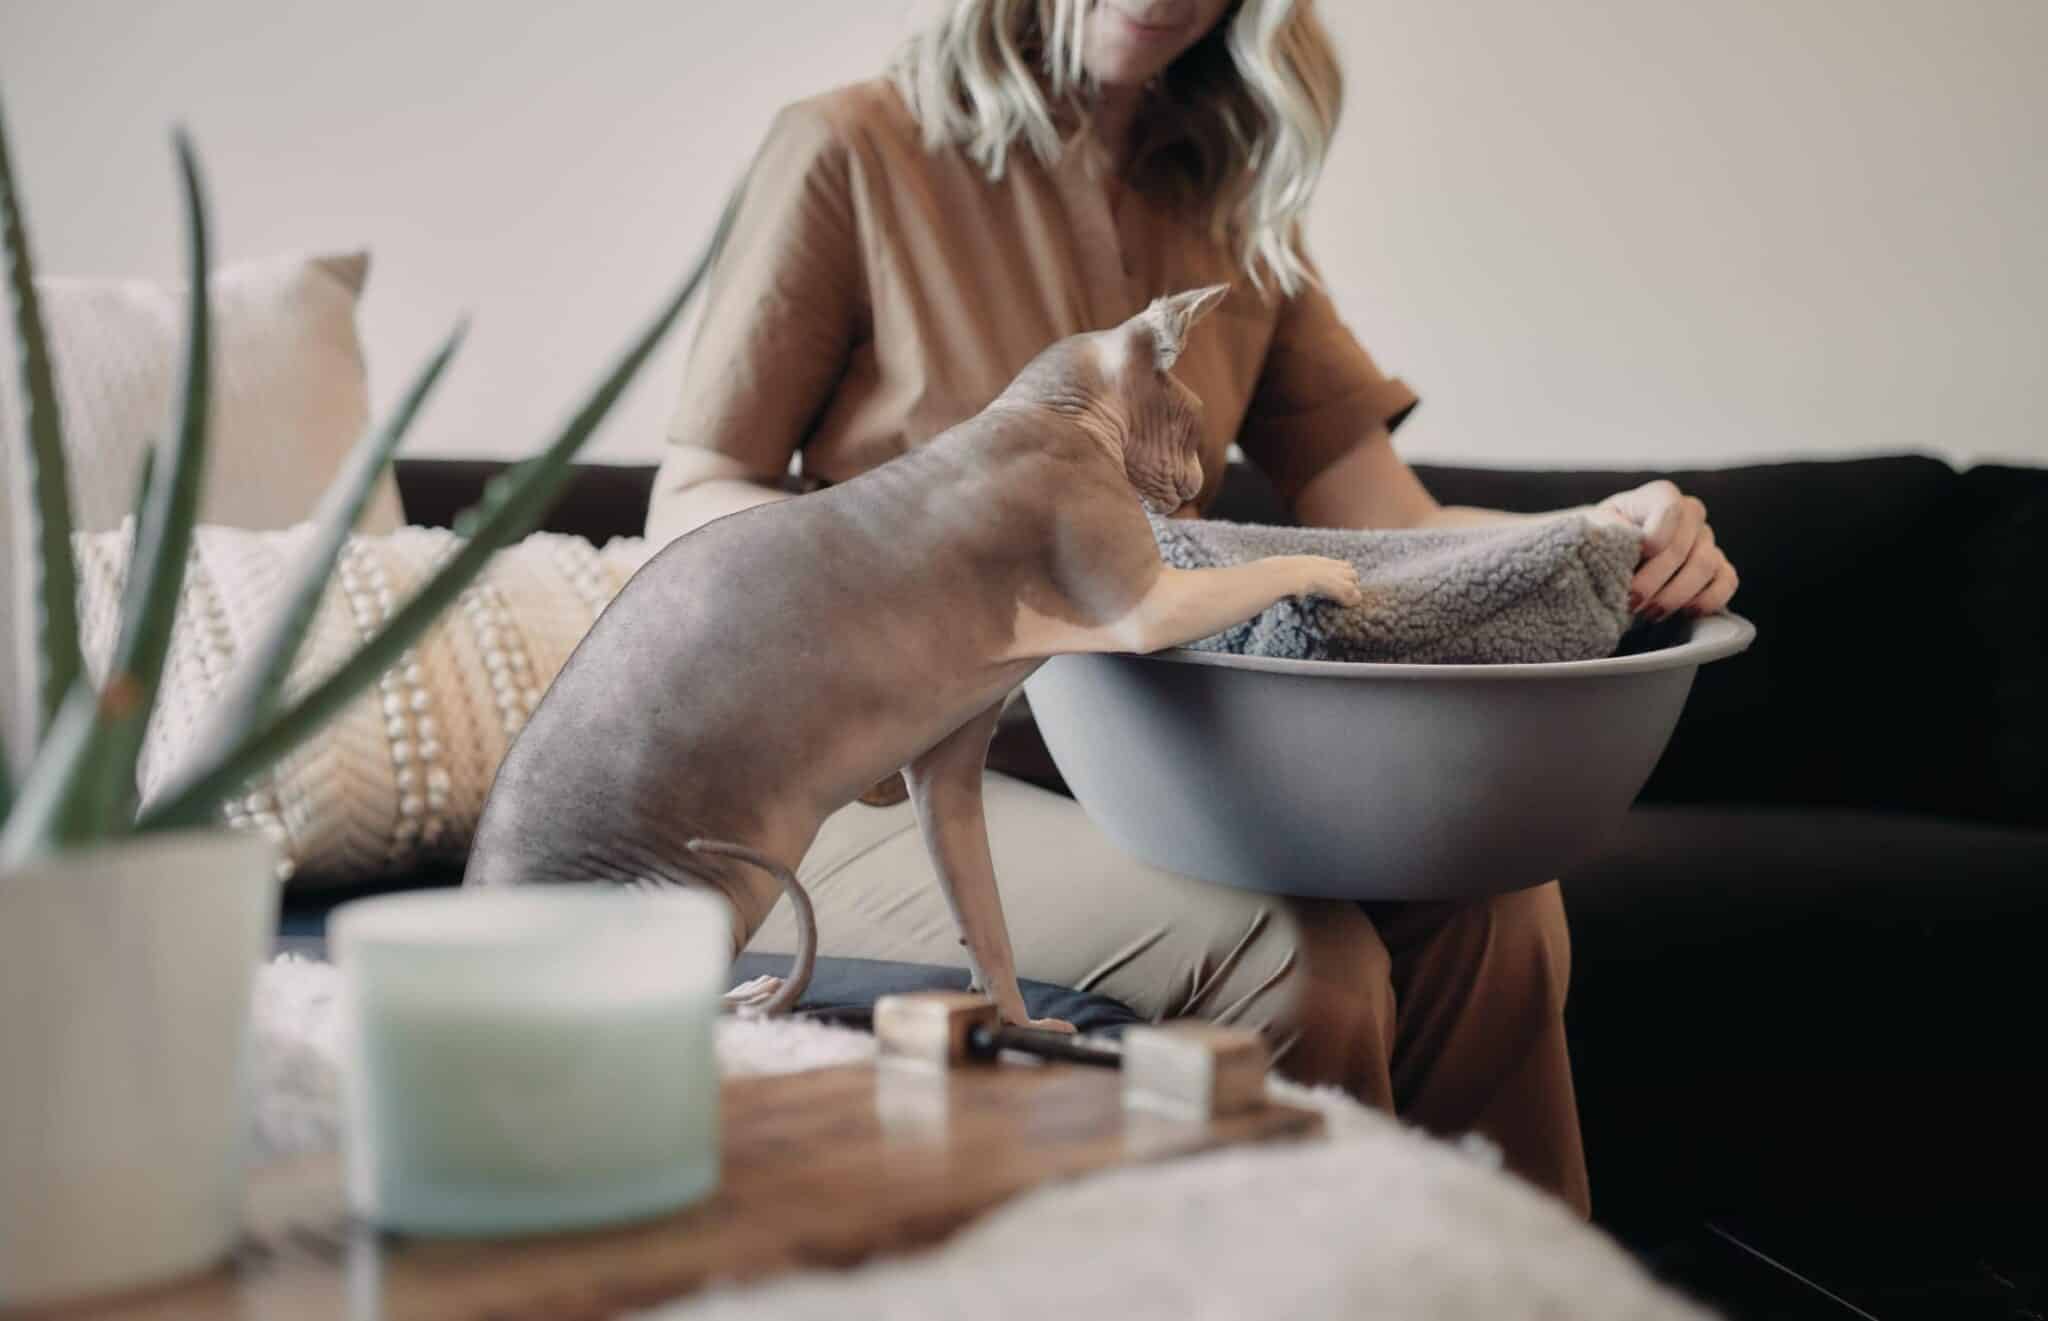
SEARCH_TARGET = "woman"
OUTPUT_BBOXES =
[646,0,1736,1217]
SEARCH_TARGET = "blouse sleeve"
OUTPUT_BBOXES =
[1235,261,1419,506]
[659,100,866,478]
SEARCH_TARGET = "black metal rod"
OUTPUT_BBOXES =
[796,1004,1125,1068]
[967,1024,1123,1068]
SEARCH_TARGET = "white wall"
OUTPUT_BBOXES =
[0,0,2041,472]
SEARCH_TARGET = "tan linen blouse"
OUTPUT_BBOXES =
[654,78,1417,521]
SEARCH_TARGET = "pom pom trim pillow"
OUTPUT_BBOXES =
[73,523,654,889]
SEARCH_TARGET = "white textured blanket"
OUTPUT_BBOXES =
[251,957,1711,1320]
[1152,512,1641,664]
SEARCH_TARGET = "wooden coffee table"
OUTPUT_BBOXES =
[38,1059,1320,1320]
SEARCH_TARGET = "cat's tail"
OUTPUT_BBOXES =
[685,838,816,1018]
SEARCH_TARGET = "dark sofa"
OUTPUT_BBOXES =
[381,452,2048,1251]
[1399,458,2048,1260]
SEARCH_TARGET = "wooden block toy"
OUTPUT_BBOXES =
[872,992,1275,1122]
[1120,1021,1270,1121]
[873,990,1000,1068]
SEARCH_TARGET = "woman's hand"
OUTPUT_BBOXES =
[1593,480,1739,619]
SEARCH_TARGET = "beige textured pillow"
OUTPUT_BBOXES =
[3,249,398,784]
[72,523,656,889]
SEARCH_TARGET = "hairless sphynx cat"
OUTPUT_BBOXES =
[464,285,1363,1030]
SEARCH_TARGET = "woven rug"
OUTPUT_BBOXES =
[251,957,1712,1320]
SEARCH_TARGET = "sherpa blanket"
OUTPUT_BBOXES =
[1150,511,1641,664]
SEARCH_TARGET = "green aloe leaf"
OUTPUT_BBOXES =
[87,130,212,831]
[137,188,739,834]
[128,445,157,525]
[0,129,210,856]
[174,323,466,782]
[0,678,102,865]
[0,91,84,749]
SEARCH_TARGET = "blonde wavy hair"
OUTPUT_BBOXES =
[892,0,1342,296]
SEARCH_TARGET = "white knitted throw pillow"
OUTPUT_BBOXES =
[0,250,398,536]
[3,249,398,788]
[72,523,656,890]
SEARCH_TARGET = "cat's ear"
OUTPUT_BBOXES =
[1141,284,1230,371]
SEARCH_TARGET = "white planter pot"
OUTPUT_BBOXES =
[0,827,280,1307]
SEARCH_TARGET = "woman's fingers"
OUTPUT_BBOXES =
[1597,480,1740,617]
[1647,524,1722,617]
[1689,560,1740,617]
[1630,493,1706,609]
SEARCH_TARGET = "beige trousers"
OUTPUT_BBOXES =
[747,772,1591,1216]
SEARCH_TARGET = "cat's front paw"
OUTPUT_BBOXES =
[721,974,786,1018]
[1285,555,1362,607]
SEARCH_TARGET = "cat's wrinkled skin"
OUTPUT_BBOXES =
[463,285,1363,1030]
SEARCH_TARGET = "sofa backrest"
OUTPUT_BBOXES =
[394,454,2045,830]
[1406,456,2047,829]
[399,459,656,545]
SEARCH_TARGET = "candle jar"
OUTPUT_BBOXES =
[332,887,731,1236]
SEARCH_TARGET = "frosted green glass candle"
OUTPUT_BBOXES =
[331,887,731,1236]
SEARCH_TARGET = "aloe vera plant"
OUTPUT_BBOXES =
[0,97,735,867]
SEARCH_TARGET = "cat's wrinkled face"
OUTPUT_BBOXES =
[1002,284,1229,515]
[1096,285,1227,514]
